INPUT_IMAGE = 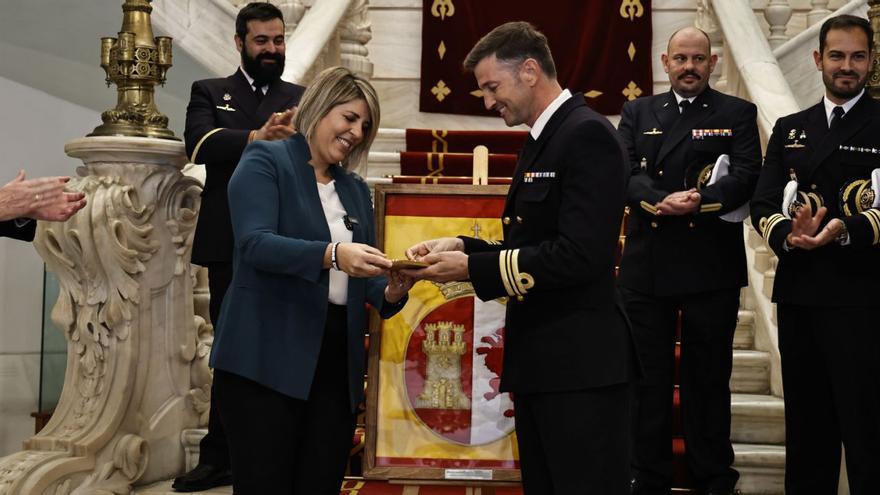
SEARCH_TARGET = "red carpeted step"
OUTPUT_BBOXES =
[406,128,528,154]
[391,176,513,185]
[399,151,517,177]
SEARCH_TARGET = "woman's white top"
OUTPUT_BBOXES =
[317,180,352,304]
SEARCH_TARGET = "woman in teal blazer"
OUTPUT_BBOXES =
[209,67,411,494]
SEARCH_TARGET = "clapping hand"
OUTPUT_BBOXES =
[0,170,86,222]
[252,107,297,142]
[656,188,701,215]
[786,205,842,250]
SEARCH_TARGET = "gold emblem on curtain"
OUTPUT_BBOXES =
[623,81,643,100]
[432,80,452,101]
[620,0,644,21]
[431,0,456,20]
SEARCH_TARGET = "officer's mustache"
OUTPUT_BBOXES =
[257,52,284,65]
[678,71,701,81]
[833,70,860,79]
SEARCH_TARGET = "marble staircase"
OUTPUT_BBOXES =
[730,308,786,495]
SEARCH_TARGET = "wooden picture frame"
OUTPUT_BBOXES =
[364,184,521,483]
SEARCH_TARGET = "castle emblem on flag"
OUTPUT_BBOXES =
[417,321,471,409]
[405,296,514,445]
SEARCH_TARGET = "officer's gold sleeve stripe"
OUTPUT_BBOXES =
[764,215,785,238]
[861,209,880,245]
[509,249,530,295]
[871,210,880,245]
[499,250,519,297]
[498,251,513,296]
[700,203,722,213]
[190,128,225,164]
[506,249,522,296]
[763,213,786,241]
[640,201,658,215]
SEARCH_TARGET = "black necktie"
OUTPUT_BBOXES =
[679,99,691,115]
[254,86,264,103]
[829,105,844,130]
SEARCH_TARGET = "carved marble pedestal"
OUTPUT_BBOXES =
[0,136,203,495]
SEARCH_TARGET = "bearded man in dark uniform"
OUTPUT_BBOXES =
[751,15,880,495]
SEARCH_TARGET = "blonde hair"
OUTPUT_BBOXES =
[294,67,380,171]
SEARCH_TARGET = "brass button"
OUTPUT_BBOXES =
[516,295,525,302]
[503,216,511,225]
[650,221,658,228]
[811,184,818,190]
[658,170,664,177]
[689,221,695,228]
[516,216,523,224]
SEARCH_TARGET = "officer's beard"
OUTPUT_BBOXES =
[826,69,866,101]
[242,49,285,87]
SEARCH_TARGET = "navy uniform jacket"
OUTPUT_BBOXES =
[617,88,762,296]
[184,69,305,265]
[209,134,404,411]
[0,219,35,241]
[462,94,635,395]
[751,95,880,308]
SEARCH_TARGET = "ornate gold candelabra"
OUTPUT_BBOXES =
[90,0,177,140]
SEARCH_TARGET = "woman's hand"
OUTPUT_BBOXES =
[384,270,415,303]
[336,242,392,277]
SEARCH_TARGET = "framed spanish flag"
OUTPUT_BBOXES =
[365,184,521,482]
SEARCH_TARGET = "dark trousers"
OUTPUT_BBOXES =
[197,262,233,468]
[514,383,631,494]
[214,304,355,494]
[621,286,740,493]
[777,304,880,495]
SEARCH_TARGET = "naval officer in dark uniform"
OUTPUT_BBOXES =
[404,21,636,495]
[751,15,880,495]
[617,27,761,495]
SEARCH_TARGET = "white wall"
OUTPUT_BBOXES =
[0,76,100,456]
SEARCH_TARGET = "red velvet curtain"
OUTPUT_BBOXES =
[419,0,653,116]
